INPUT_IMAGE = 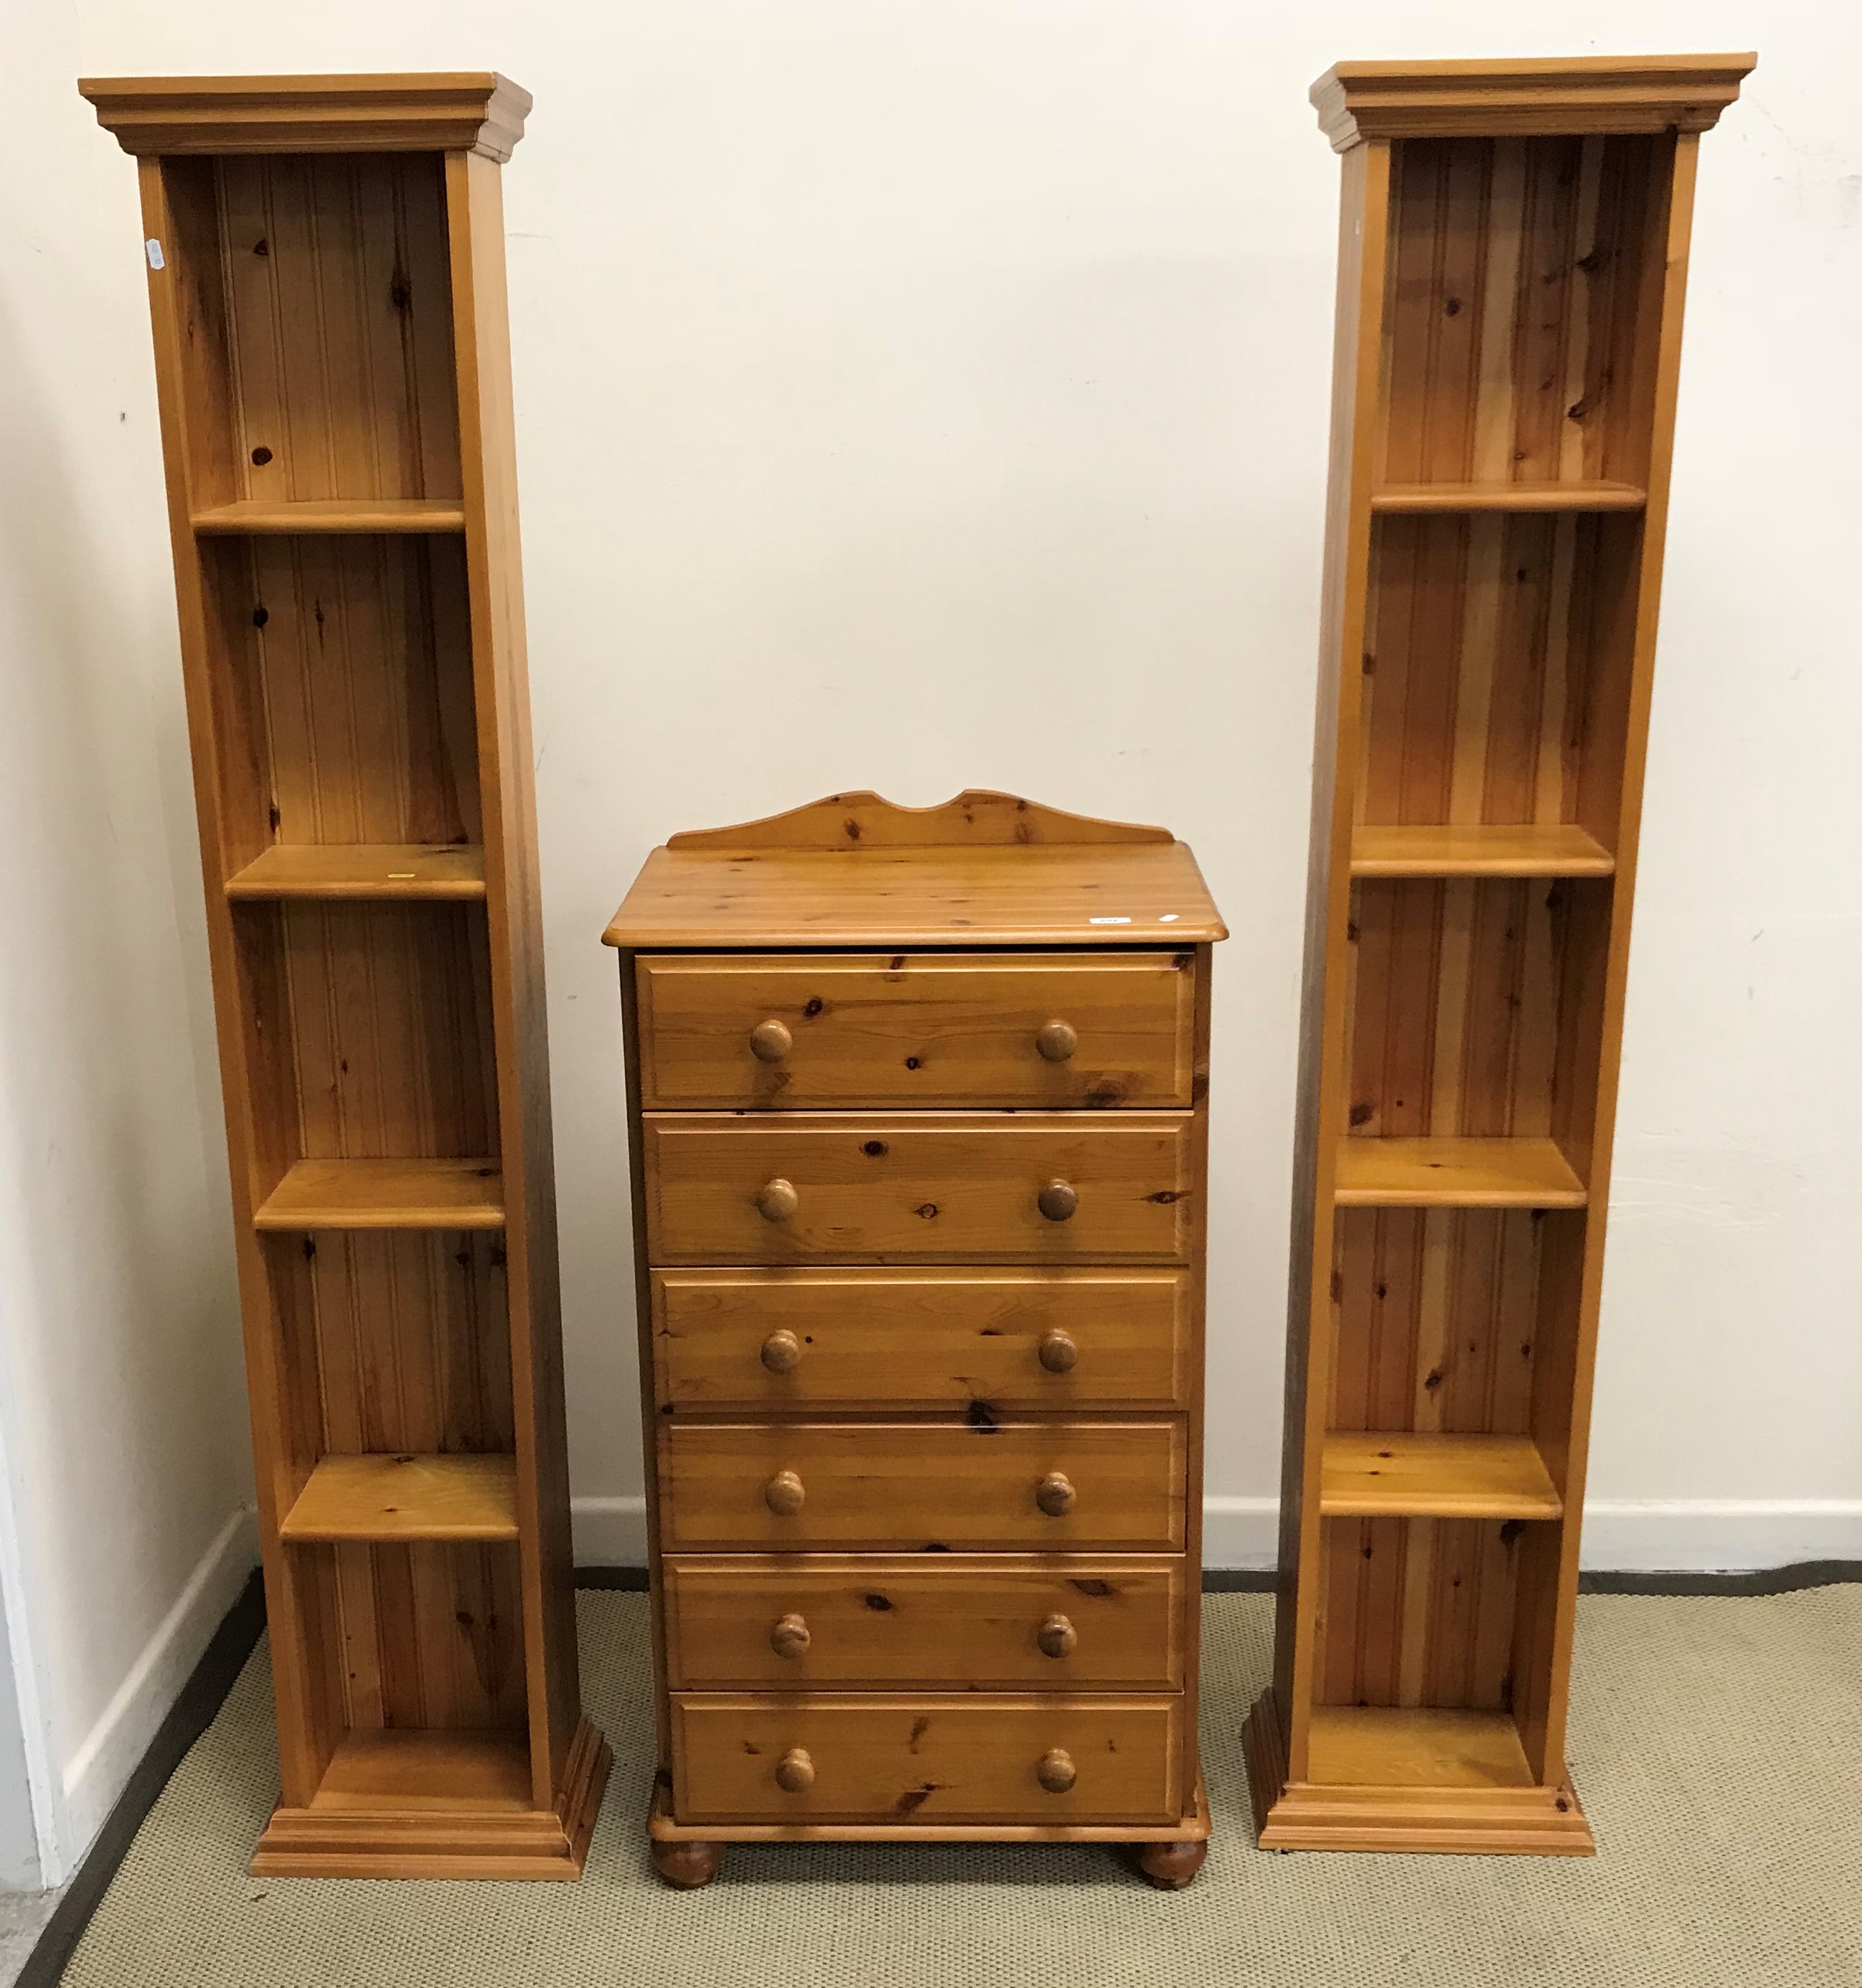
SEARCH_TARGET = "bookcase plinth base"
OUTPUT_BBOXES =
[251,1718,610,1881]
[1243,1690,1593,1857]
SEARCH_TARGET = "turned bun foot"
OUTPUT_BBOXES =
[652,1837,724,1889]
[1134,1837,1208,1890]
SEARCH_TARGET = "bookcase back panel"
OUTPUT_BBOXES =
[236,901,499,1169]
[1378,133,1665,488]
[311,1540,527,1730]
[1318,1516,1525,1711]
[185,153,463,505]
[1345,876,1609,1142]
[1330,1207,1543,1436]
[1359,513,1640,831]
[207,534,480,849]
[266,1230,514,1459]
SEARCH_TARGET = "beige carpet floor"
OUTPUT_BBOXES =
[57,1587,1862,1987]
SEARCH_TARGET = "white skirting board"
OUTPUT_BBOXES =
[52,1507,256,1880]
[571,1494,1862,1576]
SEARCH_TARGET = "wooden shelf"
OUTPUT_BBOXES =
[1307,1707,1534,1790]
[226,845,487,901]
[1321,1432,1562,1520]
[309,1728,532,1814]
[1350,824,1614,878]
[280,1454,519,1542]
[1335,1138,1587,1207]
[1370,480,1647,514]
[253,1158,504,1231]
[191,497,467,534]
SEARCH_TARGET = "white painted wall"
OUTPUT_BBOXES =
[1,0,1855,1875]
[0,4,260,1888]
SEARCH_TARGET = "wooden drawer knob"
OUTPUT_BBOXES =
[770,1612,811,1659]
[1036,1613,1077,1659]
[763,1469,806,1517]
[1037,1179,1078,1222]
[749,1019,793,1063]
[1035,1470,1076,1517]
[753,1177,799,1222]
[774,1747,815,1794]
[1035,1019,1078,1063]
[760,1329,802,1374]
[1036,1748,1077,1794]
[1038,1329,1078,1374]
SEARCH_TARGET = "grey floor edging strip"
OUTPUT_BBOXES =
[19,1557,1862,1983]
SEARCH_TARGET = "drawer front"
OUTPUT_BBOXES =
[663,1555,1185,1690]
[652,1268,1190,1410]
[635,951,1195,1109]
[661,1421,1185,1550]
[672,1693,1182,1826]
[642,1113,1193,1265]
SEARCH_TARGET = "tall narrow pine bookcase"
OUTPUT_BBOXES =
[1244,55,1753,1855]
[81,75,608,1878]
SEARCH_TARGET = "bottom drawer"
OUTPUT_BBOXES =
[671,1693,1182,1826]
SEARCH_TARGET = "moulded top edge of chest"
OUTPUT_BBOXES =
[602,842,1226,951]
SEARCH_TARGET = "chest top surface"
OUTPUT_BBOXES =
[603,791,1227,951]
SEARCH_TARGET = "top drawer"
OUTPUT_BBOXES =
[634,952,1195,1109]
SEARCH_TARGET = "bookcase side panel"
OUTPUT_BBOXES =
[1275,136,1392,1782]
[444,149,580,1805]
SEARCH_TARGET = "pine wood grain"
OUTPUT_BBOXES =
[662,1555,1185,1691]
[606,842,1226,948]
[81,72,533,160]
[192,499,467,532]
[91,74,598,1877]
[1370,481,1645,512]
[205,532,480,854]
[210,153,462,507]
[253,1156,504,1228]
[617,803,1218,1858]
[635,951,1195,1110]
[1328,1206,1553,1439]
[268,1225,514,1457]
[1311,54,1754,149]
[1308,1706,1531,1787]
[280,1453,519,1540]
[1260,61,1746,1851]
[671,1695,1181,1827]
[309,1726,530,1809]
[662,1421,1186,1552]
[667,789,1173,850]
[1334,1137,1586,1207]
[225,845,486,899]
[643,1112,1193,1266]
[1321,1432,1561,1518]
[653,1266,1190,1411]
[1350,824,1613,877]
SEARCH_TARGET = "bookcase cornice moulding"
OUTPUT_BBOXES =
[80,71,531,159]
[1311,53,1756,150]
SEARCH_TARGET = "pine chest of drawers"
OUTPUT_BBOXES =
[603,791,1226,1888]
